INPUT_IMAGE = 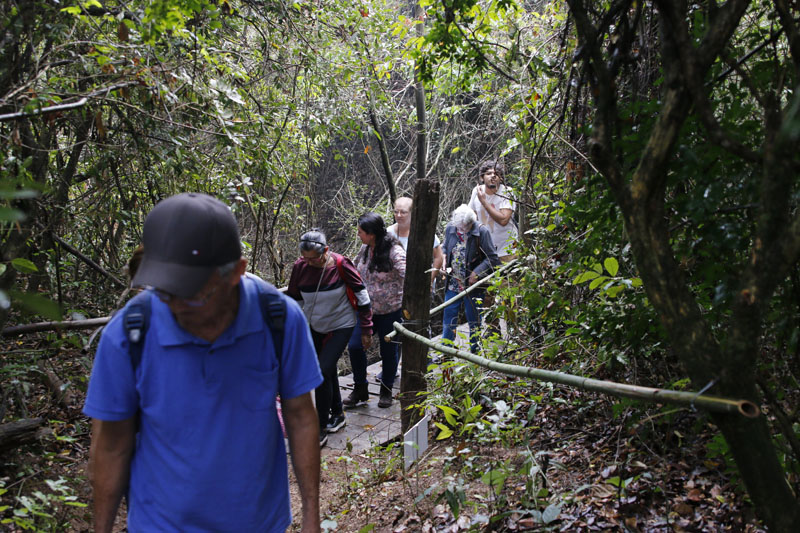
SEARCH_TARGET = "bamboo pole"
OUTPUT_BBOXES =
[392,322,760,418]
[385,258,519,341]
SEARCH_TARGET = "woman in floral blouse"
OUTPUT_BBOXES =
[344,212,406,408]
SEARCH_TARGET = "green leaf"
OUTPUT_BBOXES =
[573,270,600,284]
[11,291,62,320]
[434,422,453,440]
[481,468,507,489]
[64,501,88,507]
[588,276,609,290]
[358,525,376,533]
[464,404,481,423]
[0,206,26,222]
[604,257,619,276]
[11,257,38,273]
[0,189,38,200]
[437,404,459,426]
[605,285,625,298]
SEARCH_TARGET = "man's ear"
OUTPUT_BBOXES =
[229,258,248,286]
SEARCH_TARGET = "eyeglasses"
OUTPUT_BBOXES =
[148,284,219,307]
[301,253,327,266]
[393,209,410,215]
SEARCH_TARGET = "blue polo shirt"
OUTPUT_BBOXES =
[84,275,322,532]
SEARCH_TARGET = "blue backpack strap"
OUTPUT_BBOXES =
[123,281,285,369]
[124,290,153,373]
[254,279,286,364]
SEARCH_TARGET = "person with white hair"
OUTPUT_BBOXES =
[440,204,500,353]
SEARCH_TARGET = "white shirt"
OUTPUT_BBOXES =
[387,226,441,252]
[468,184,517,256]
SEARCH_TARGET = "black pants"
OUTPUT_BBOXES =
[311,327,353,430]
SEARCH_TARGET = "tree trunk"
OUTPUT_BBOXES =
[565,0,800,527]
[368,100,396,206]
[399,179,439,432]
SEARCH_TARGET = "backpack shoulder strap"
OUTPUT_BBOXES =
[334,253,344,276]
[124,290,152,374]
[333,254,358,309]
[254,278,287,364]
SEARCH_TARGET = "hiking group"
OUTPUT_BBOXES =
[83,160,516,532]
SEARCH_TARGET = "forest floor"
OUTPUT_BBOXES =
[1,337,768,532]
[288,382,766,533]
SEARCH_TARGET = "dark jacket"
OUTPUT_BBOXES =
[442,222,500,287]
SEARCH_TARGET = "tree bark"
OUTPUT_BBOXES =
[399,179,439,433]
[0,418,51,453]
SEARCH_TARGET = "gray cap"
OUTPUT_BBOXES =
[131,193,241,297]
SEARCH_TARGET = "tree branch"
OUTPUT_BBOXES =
[51,235,126,289]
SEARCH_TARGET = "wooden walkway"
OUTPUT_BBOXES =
[322,324,475,456]
[324,361,404,455]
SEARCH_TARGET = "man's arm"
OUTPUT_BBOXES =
[282,392,321,533]
[88,417,136,533]
[476,189,513,226]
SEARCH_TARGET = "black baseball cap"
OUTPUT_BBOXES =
[131,193,242,298]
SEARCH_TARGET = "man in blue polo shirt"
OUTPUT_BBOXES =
[84,193,323,532]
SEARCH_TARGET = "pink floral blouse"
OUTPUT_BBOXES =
[355,243,406,315]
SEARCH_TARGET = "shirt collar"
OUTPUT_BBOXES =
[153,277,261,348]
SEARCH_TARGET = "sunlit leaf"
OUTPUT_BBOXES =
[435,422,453,440]
[573,270,600,284]
[588,275,609,290]
[604,257,619,276]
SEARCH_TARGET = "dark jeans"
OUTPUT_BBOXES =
[347,309,402,389]
[442,289,482,354]
[311,327,353,430]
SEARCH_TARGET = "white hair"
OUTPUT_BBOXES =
[451,204,477,229]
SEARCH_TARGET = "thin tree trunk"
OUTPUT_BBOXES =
[399,179,439,432]
[368,100,396,205]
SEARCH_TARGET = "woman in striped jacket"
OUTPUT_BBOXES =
[286,229,373,446]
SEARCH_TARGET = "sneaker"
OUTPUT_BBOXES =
[327,414,346,433]
[319,430,328,448]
